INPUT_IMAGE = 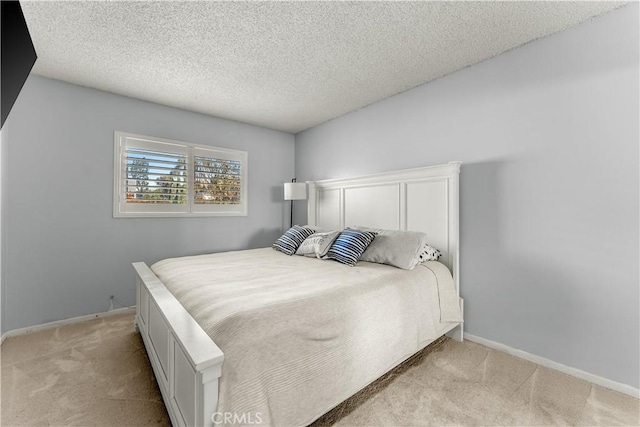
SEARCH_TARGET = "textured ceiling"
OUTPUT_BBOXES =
[22,1,623,134]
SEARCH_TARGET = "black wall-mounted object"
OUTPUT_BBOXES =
[1,1,37,129]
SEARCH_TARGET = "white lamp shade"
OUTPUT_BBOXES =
[284,182,307,200]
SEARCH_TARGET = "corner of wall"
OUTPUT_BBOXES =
[0,123,5,336]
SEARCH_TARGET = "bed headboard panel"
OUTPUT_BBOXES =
[307,161,461,294]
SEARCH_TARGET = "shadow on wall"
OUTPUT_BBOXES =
[247,228,281,249]
[460,160,580,358]
[270,183,284,203]
[246,185,290,248]
[270,183,294,232]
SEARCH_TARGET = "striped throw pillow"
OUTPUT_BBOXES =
[326,229,377,266]
[273,225,316,256]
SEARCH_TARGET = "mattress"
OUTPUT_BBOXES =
[151,247,462,427]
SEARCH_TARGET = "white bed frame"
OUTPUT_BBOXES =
[133,161,463,427]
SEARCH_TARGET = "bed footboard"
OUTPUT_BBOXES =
[133,262,224,427]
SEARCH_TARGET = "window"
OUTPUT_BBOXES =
[114,132,247,217]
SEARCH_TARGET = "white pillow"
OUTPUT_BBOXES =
[295,231,340,258]
[418,244,441,262]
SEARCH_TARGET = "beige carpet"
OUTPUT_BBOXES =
[1,312,638,426]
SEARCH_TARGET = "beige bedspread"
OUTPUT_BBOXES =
[151,248,462,427]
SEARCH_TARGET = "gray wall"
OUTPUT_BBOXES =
[1,75,294,332]
[295,4,639,388]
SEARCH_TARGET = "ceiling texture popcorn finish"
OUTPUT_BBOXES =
[22,1,624,133]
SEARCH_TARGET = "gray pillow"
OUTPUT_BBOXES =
[350,226,429,270]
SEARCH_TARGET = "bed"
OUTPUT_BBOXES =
[133,161,463,427]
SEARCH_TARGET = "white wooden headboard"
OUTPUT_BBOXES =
[307,161,461,295]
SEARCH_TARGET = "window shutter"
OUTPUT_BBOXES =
[114,132,247,217]
[126,147,187,205]
[191,146,247,215]
[193,156,241,204]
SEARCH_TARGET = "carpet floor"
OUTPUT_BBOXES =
[1,312,638,426]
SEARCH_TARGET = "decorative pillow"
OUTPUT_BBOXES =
[325,229,377,267]
[295,231,340,258]
[351,226,429,270]
[418,244,441,262]
[272,225,316,256]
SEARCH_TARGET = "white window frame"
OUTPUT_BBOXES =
[113,131,248,218]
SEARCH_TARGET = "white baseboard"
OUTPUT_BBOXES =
[464,333,639,399]
[0,306,135,344]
